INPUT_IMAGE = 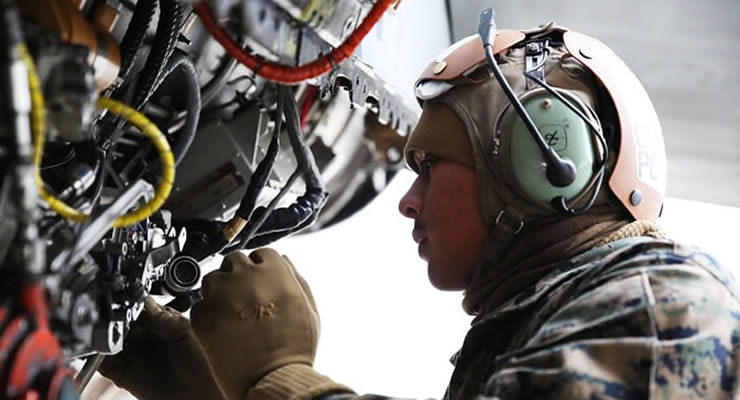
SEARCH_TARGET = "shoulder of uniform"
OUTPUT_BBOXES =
[517,238,739,348]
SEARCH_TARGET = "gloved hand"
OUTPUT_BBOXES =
[191,248,352,400]
[98,297,225,400]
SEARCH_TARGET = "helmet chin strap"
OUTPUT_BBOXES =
[469,198,526,273]
[463,204,525,315]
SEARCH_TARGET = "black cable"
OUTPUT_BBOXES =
[117,0,156,81]
[253,187,325,235]
[233,168,302,251]
[281,86,324,189]
[116,50,200,174]
[478,9,576,188]
[242,211,318,249]
[39,146,75,170]
[86,148,107,214]
[99,0,181,143]
[130,0,182,110]
[234,88,284,220]
[152,50,201,166]
[226,87,328,252]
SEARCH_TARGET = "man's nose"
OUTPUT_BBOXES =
[398,178,423,219]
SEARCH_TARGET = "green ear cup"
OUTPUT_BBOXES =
[509,91,596,203]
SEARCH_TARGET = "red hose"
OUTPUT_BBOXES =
[194,0,395,84]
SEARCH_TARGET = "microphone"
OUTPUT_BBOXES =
[478,8,576,188]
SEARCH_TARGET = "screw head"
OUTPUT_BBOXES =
[433,60,447,74]
[541,99,553,110]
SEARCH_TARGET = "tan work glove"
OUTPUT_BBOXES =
[98,297,225,400]
[191,248,353,400]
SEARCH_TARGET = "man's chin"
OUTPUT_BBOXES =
[427,267,464,291]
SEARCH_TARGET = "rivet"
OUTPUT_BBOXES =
[630,189,642,206]
[541,99,553,110]
[433,60,447,74]
[386,146,401,163]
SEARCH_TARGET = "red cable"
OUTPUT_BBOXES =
[194,0,395,84]
[21,285,49,330]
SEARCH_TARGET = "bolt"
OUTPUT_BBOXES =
[541,99,553,110]
[527,42,540,52]
[386,147,401,163]
[75,305,91,323]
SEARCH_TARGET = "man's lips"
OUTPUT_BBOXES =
[412,227,426,244]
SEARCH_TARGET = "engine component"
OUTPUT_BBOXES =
[117,0,155,81]
[194,0,393,83]
[42,47,98,142]
[127,0,183,111]
[163,255,200,295]
[1,0,452,397]
[35,96,175,228]
[18,0,121,91]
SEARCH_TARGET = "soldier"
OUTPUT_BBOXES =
[100,20,740,400]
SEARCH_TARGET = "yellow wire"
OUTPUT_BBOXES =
[20,45,175,228]
[96,97,176,228]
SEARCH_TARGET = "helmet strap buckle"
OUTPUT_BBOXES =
[494,209,524,235]
[524,39,550,90]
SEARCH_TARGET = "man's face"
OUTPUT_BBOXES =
[398,152,488,291]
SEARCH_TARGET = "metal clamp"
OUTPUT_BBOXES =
[495,209,524,235]
[524,40,549,90]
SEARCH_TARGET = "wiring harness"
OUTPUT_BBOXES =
[194,0,395,83]
[25,39,176,228]
[168,85,328,312]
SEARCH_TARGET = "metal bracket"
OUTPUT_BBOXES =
[524,40,549,90]
[317,56,420,136]
[51,179,154,272]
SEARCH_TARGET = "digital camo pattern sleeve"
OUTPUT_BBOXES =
[481,240,740,399]
[323,241,739,400]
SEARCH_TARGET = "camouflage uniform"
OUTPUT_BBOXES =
[323,237,740,399]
